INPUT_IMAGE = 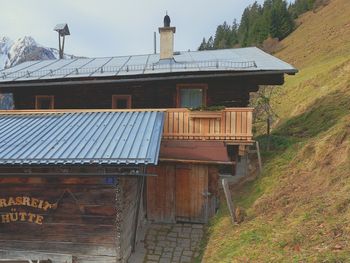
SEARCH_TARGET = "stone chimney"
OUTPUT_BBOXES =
[158,13,176,60]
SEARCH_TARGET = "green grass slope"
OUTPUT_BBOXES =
[201,0,350,261]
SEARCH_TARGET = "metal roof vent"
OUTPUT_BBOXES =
[54,23,70,59]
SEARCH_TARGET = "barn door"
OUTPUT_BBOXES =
[175,164,209,223]
[146,165,176,223]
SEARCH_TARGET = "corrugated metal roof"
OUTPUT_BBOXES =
[0,110,165,166]
[0,47,297,83]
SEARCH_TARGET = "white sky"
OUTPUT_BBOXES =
[0,0,265,57]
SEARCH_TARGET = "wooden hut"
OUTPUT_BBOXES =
[0,110,164,262]
[0,15,297,262]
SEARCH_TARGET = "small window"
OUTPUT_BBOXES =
[176,84,207,108]
[112,95,132,109]
[35,95,54,109]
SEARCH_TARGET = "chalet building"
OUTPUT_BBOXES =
[0,15,297,262]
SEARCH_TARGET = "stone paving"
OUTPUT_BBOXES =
[129,223,204,263]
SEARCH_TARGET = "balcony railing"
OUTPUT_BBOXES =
[163,108,253,142]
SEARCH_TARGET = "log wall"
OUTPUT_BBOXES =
[7,79,259,110]
[0,176,142,263]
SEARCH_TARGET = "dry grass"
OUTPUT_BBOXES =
[276,0,350,69]
[201,0,350,261]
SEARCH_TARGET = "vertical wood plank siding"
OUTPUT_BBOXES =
[163,108,253,141]
[146,163,219,224]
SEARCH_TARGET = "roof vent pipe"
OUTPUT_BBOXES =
[158,12,176,60]
[154,32,157,54]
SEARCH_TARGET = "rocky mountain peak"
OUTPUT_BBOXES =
[0,35,76,109]
[0,35,74,69]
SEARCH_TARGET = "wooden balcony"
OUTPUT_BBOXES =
[163,108,253,142]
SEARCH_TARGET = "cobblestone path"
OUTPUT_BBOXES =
[130,223,204,263]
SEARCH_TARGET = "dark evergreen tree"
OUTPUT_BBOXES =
[207,36,214,50]
[198,38,208,51]
[237,7,251,46]
[269,0,294,39]
[289,0,315,18]
[197,0,305,51]
[214,22,232,49]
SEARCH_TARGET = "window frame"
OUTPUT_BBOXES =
[176,84,208,108]
[35,95,55,109]
[112,95,132,109]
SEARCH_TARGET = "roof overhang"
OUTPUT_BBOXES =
[0,70,296,89]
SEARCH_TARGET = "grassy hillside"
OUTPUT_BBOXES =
[201,0,350,261]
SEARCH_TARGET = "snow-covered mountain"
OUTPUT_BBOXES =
[0,36,76,109]
[0,36,74,69]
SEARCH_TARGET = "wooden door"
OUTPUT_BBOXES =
[146,165,176,223]
[175,164,209,223]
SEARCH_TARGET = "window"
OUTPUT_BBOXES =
[176,84,207,108]
[35,95,54,109]
[112,95,132,109]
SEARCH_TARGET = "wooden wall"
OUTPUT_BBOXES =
[7,78,259,110]
[0,176,143,263]
[118,177,145,263]
[147,165,176,223]
[147,163,220,223]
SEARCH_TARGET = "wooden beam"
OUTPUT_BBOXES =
[256,141,263,175]
[0,172,157,177]
[222,178,237,224]
[0,108,167,115]
[0,249,72,263]
[159,158,234,165]
[131,176,144,252]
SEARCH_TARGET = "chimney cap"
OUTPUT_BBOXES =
[164,13,171,27]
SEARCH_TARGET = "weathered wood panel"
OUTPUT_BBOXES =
[0,176,118,263]
[119,177,144,263]
[175,165,209,223]
[208,166,220,218]
[147,163,214,223]
[146,165,175,223]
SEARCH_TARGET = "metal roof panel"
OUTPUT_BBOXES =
[0,110,165,166]
[0,47,297,83]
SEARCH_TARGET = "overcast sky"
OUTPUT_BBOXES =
[0,0,265,57]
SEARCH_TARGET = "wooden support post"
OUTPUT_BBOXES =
[244,153,249,177]
[132,176,144,252]
[222,178,237,224]
[256,141,262,175]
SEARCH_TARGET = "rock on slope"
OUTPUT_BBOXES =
[202,0,350,261]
